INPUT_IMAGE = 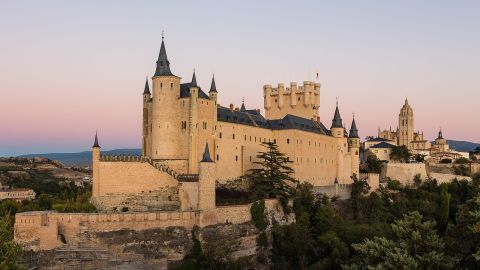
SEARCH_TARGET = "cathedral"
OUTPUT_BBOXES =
[90,38,361,212]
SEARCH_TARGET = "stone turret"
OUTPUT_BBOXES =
[142,78,151,157]
[263,81,320,120]
[331,103,344,138]
[188,71,199,173]
[150,37,182,160]
[92,132,101,197]
[348,116,360,176]
[198,143,217,226]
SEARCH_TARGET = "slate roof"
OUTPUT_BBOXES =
[217,106,330,135]
[331,105,343,128]
[349,117,359,138]
[367,137,391,142]
[180,83,210,99]
[370,142,396,149]
[154,38,175,77]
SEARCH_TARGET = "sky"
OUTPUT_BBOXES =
[0,0,479,156]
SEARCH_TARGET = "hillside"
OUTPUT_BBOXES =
[19,149,141,166]
[447,140,480,152]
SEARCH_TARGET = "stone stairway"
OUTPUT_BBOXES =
[148,160,180,180]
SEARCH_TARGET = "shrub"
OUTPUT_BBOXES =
[250,200,267,231]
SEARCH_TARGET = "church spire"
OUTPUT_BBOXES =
[438,127,443,139]
[92,131,100,148]
[154,36,174,77]
[349,115,359,138]
[209,74,217,92]
[191,69,198,87]
[331,103,343,129]
[201,143,213,162]
[143,77,150,95]
[240,97,246,111]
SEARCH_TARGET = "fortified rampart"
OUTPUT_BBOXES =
[14,199,284,251]
[381,163,427,184]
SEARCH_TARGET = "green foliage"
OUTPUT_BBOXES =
[414,153,425,162]
[437,184,451,235]
[0,214,22,270]
[345,211,457,270]
[455,157,470,164]
[390,145,412,163]
[246,141,298,200]
[453,164,470,176]
[365,154,383,173]
[350,174,370,220]
[440,159,453,164]
[250,200,267,231]
[176,228,251,270]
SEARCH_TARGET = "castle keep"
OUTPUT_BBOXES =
[90,37,361,213]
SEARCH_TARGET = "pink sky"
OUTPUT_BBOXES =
[1,1,479,156]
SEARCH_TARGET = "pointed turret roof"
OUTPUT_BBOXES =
[240,98,246,111]
[331,104,343,129]
[143,78,150,95]
[154,37,174,77]
[209,74,217,92]
[191,70,198,87]
[438,128,443,139]
[92,131,100,148]
[201,143,213,162]
[349,116,359,138]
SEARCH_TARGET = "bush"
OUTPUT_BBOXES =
[250,200,267,231]
[440,159,452,164]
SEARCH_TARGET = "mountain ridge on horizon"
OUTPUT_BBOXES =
[14,140,479,166]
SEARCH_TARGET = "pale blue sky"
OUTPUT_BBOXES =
[1,1,479,156]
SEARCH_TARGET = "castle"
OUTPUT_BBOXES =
[90,37,361,213]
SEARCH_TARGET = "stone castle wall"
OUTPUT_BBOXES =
[14,199,283,251]
[94,161,178,197]
[381,163,427,184]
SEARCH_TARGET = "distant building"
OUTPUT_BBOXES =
[0,187,36,202]
[367,141,396,161]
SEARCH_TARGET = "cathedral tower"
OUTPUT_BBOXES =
[398,98,414,149]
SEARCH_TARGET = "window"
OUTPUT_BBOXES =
[233,134,235,139]
[298,97,300,101]
[273,139,276,144]
[235,156,238,161]
[160,83,163,87]
[249,156,252,161]
[219,132,222,139]
[287,139,290,144]
[216,154,219,160]
[170,83,173,88]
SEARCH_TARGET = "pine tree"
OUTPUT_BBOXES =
[246,141,298,200]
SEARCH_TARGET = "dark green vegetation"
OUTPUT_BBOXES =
[389,145,412,163]
[362,154,384,173]
[270,174,480,270]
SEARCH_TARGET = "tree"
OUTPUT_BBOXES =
[0,214,22,269]
[350,174,370,220]
[453,165,470,176]
[390,145,412,163]
[437,184,451,235]
[365,154,383,173]
[345,211,457,270]
[246,141,298,200]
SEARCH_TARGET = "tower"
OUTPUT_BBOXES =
[150,37,183,159]
[92,132,101,197]
[331,102,345,183]
[142,78,151,157]
[398,98,414,149]
[188,71,199,173]
[348,115,360,176]
[198,143,217,226]
[330,103,344,138]
[209,74,218,160]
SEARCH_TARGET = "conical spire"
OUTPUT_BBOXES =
[438,127,443,139]
[143,77,151,95]
[92,131,100,148]
[405,97,409,105]
[349,115,359,138]
[201,143,213,162]
[154,37,174,77]
[191,70,197,87]
[240,98,246,111]
[209,74,217,92]
[331,104,343,129]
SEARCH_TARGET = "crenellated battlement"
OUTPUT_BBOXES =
[263,81,321,120]
[100,155,143,162]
